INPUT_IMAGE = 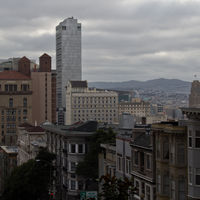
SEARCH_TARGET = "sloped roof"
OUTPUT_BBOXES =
[0,71,31,80]
[40,53,51,58]
[132,133,152,149]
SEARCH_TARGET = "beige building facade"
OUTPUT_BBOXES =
[0,71,32,145]
[66,81,118,125]
[119,98,151,118]
[31,53,54,125]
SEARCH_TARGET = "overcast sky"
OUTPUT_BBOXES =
[0,0,200,82]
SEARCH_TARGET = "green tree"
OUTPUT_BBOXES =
[2,148,56,200]
[76,128,116,180]
[99,174,136,200]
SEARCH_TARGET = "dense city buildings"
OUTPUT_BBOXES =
[0,69,32,146]
[66,80,118,125]
[119,98,151,119]
[17,122,46,165]
[42,121,98,200]
[56,17,82,125]
[131,126,156,200]
[181,108,200,200]
[153,122,187,200]
[0,146,18,196]
[31,54,53,125]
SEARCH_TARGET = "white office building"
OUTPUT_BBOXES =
[56,17,82,125]
[66,81,119,125]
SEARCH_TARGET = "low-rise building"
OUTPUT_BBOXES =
[66,81,118,125]
[0,146,18,195]
[42,121,98,200]
[99,143,116,178]
[17,122,46,165]
[131,126,156,200]
[153,122,187,200]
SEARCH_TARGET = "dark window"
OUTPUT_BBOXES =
[196,168,200,185]
[195,131,200,148]
[23,98,27,107]
[135,151,138,165]
[62,26,66,30]
[71,144,76,153]
[9,98,13,108]
[163,141,169,160]
[78,144,83,153]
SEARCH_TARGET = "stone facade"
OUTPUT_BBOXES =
[189,80,200,108]
[42,121,98,200]
[17,123,46,165]
[66,81,118,125]
[0,71,32,145]
[152,122,187,200]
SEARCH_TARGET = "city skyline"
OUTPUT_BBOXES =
[0,0,200,82]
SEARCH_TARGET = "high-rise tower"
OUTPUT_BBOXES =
[56,17,82,125]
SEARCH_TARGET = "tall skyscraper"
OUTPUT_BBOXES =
[56,17,82,125]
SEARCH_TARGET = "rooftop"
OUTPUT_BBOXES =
[0,146,18,154]
[70,80,88,88]
[131,133,152,149]
[0,71,31,80]
[19,123,44,133]
[42,121,98,136]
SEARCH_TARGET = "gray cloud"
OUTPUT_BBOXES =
[0,0,200,81]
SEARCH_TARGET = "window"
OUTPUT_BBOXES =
[141,182,145,195]
[146,185,151,200]
[195,131,200,148]
[9,98,13,108]
[189,166,192,184]
[171,180,175,199]
[23,98,27,107]
[135,180,139,195]
[70,180,76,190]
[196,168,200,185]
[163,175,169,194]
[178,179,185,200]
[188,130,192,147]
[70,162,76,171]
[163,141,169,160]
[126,158,130,174]
[23,109,27,115]
[146,154,151,170]
[70,144,76,153]
[78,144,84,153]
[177,144,185,165]
[157,174,161,193]
[62,26,66,30]
[117,155,122,171]
[135,151,139,165]
[21,84,29,92]
[5,84,17,92]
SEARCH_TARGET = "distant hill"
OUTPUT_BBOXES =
[89,78,191,94]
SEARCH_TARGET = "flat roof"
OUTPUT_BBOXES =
[0,146,18,154]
